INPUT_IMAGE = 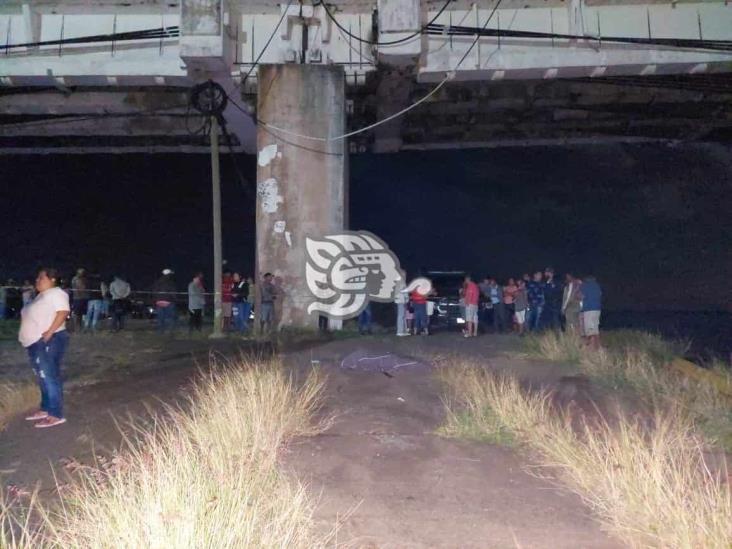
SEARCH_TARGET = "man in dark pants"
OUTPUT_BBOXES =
[110,275,131,331]
[526,271,545,332]
[187,272,205,332]
[259,272,276,333]
[358,303,372,335]
[488,278,507,332]
[153,268,177,333]
[541,267,562,330]
[70,268,89,331]
[478,277,494,330]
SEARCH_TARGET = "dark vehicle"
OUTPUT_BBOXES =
[129,298,156,319]
[426,271,466,331]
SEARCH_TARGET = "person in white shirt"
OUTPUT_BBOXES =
[561,273,582,333]
[110,275,131,331]
[394,279,409,336]
[18,267,71,429]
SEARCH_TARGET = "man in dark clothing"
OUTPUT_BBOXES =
[232,272,251,332]
[487,278,507,332]
[541,267,562,330]
[153,268,177,333]
[478,277,494,329]
[259,272,276,334]
[70,268,89,331]
[525,271,545,332]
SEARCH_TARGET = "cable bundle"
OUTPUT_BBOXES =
[0,26,179,52]
[424,23,732,53]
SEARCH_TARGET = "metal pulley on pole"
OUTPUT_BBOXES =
[190,80,227,338]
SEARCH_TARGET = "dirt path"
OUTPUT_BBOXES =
[0,332,621,548]
[0,334,252,494]
[283,337,621,549]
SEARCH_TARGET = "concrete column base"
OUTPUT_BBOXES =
[255,64,348,330]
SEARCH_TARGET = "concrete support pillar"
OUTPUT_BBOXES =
[256,64,347,330]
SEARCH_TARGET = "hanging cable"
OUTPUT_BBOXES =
[218,117,254,197]
[424,23,732,53]
[0,103,190,130]
[229,78,449,142]
[241,0,294,87]
[316,0,453,47]
[230,0,503,143]
[0,26,179,52]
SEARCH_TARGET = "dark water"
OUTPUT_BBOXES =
[371,304,732,362]
[601,310,732,362]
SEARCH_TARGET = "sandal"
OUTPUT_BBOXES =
[25,410,48,421]
[34,416,67,429]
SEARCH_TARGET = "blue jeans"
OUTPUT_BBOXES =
[233,302,251,332]
[358,306,372,334]
[527,305,543,332]
[85,299,103,330]
[156,304,176,332]
[27,331,69,418]
[414,303,428,334]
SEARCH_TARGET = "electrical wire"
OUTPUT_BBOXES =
[425,23,732,53]
[231,0,503,143]
[0,26,179,52]
[316,0,453,47]
[0,103,189,130]
[240,0,294,87]
[333,16,377,65]
[232,79,449,142]
[217,115,254,196]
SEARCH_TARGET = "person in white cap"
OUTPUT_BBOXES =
[152,268,177,333]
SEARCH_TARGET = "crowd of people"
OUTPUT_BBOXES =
[5,266,280,430]
[393,268,603,349]
[1,267,278,335]
[6,263,600,430]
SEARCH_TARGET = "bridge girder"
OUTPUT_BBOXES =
[0,0,730,153]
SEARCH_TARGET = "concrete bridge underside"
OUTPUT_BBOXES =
[1,0,732,328]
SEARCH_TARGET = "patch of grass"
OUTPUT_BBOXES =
[0,320,20,342]
[0,381,38,430]
[438,359,732,549]
[1,357,331,548]
[524,329,683,366]
[439,407,516,446]
[523,329,585,363]
[525,330,732,450]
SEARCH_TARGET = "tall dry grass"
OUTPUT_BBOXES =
[439,361,732,549]
[525,330,732,449]
[0,381,39,430]
[1,357,330,548]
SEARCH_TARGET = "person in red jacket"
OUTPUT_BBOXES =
[463,274,480,338]
[222,270,234,331]
[410,287,429,336]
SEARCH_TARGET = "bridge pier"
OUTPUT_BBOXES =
[255,64,348,330]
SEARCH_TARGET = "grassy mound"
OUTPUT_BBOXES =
[1,356,329,548]
[439,360,732,549]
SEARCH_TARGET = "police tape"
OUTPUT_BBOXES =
[0,286,241,298]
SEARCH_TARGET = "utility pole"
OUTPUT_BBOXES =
[190,80,227,339]
[210,114,223,338]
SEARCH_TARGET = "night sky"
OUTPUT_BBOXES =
[1,142,731,311]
